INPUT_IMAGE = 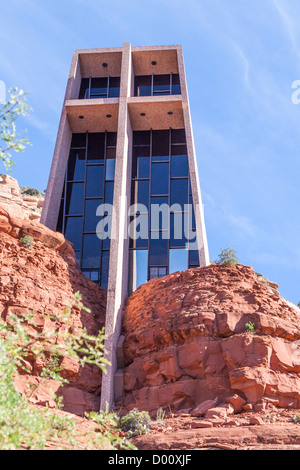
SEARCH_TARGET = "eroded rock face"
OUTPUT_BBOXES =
[120,264,300,415]
[0,204,106,415]
[0,174,44,221]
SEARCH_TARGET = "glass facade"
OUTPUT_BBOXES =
[57,132,116,289]
[129,128,199,294]
[134,74,181,97]
[79,77,120,99]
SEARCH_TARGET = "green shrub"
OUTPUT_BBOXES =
[20,235,34,248]
[118,408,152,437]
[215,246,239,266]
[0,292,132,450]
[20,186,40,197]
[245,321,256,334]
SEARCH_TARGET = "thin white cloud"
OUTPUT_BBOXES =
[272,0,299,55]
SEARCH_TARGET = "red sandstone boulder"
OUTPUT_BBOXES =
[0,204,106,416]
[119,264,300,415]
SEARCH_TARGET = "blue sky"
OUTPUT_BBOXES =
[0,0,299,304]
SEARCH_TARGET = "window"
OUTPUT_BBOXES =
[169,248,188,274]
[79,77,120,99]
[131,180,149,211]
[134,74,181,97]
[101,251,110,289]
[171,155,189,178]
[68,149,85,181]
[90,77,107,98]
[82,233,101,269]
[153,75,170,95]
[87,133,105,162]
[64,216,82,251]
[151,163,169,195]
[134,76,152,97]
[57,132,117,289]
[170,178,189,208]
[129,250,148,293]
[105,159,116,181]
[86,166,104,198]
[108,77,120,97]
[149,237,168,266]
[171,74,181,95]
[84,199,102,232]
[129,128,199,292]
[65,183,84,215]
[79,79,89,99]
[149,267,167,280]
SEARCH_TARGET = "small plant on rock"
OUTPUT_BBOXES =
[156,407,166,426]
[118,408,152,437]
[245,321,256,334]
[215,246,239,266]
[20,235,34,249]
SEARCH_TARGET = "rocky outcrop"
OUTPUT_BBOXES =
[120,264,300,416]
[0,174,44,221]
[0,204,107,415]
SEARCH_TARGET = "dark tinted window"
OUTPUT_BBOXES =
[134,74,180,97]
[153,74,170,95]
[152,130,169,159]
[87,133,105,162]
[71,133,86,148]
[189,249,199,266]
[132,146,150,179]
[101,251,110,289]
[105,181,114,205]
[108,77,120,97]
[68,149,85,181]
[65,182,84,215]
[86,166,104,198]
[170,212,188,248]
[171,74,181,95]
[135,75,152,96]
[107,132,117,147]
[84,199,102,232]
[149,237,168,266]
[133,130,150,146]
[170,178,189,207]
[79,78,89,99]
[90,77,107,98]
[82,234,101,268]
[151,163,169,195]
[65,216,82,251]
[149,267,167,279]
[171,155,189,177]
[171,129,186,144]
[132,180,149,210]
[105,159,116,181]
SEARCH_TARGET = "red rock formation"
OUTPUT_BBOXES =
[0,174,44,221]
[0,204,106,415]
[120,264,300,415]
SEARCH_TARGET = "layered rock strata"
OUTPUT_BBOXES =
[0,204,106,415]
[0,174,44,221]
[120,264,300,415]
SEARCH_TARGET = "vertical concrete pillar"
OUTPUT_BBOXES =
[177,46,210,267]
[100,42,132,411]
[41,52,82,230]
